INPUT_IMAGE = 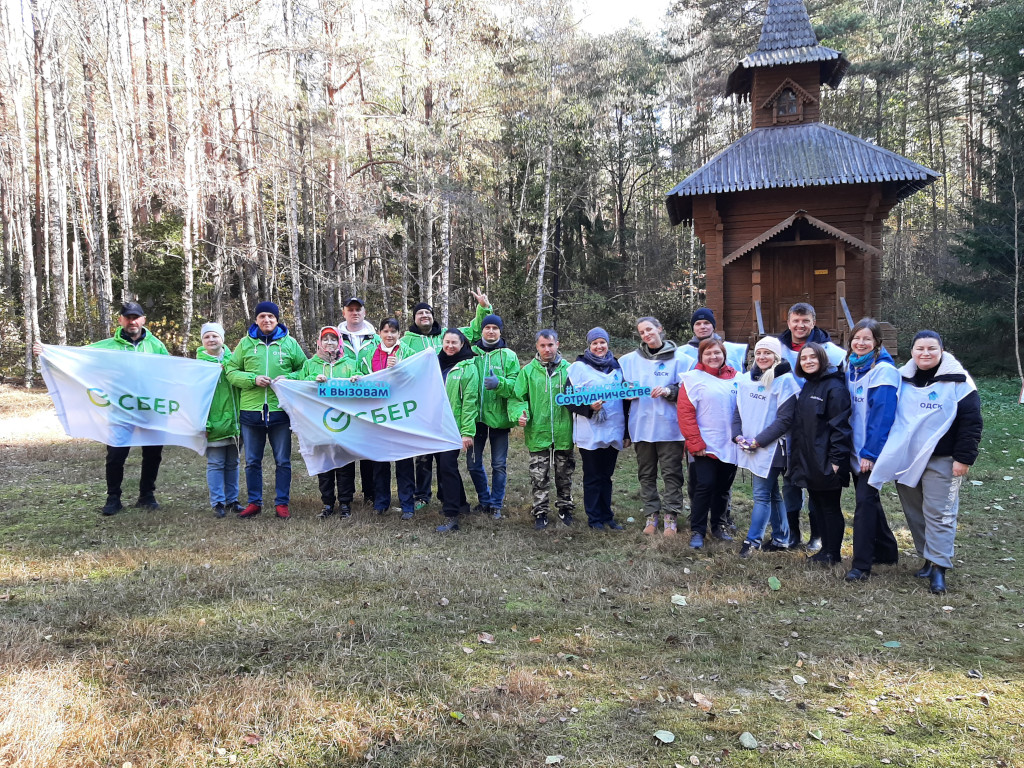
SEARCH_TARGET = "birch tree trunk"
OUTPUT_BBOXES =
[439,196,451,327]
[179,0,199,354]
[535,132,553,326]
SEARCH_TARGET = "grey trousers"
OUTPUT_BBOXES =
[896,455,961,570]
[635,441,685,518]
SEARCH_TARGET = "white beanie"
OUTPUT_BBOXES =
[754,336,783,358]
[200,322,225,340]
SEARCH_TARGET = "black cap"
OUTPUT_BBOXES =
[120,301,145,317]
[345,297,365,307]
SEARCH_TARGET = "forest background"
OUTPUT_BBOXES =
[1,0,1022,381]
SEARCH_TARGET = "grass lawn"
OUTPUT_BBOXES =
[0,379,1021,767]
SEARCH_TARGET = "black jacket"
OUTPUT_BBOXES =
[777,326,833,350]
[787,367,853,491]
[900,353,983,465]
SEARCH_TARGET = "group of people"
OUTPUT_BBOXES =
[34,296,983,595]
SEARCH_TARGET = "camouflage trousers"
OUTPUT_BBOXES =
[529,449,575,519]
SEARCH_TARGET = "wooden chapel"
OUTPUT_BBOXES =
[665,0,940,347]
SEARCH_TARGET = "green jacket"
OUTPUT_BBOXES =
[445,358,481,438]
[401,304,490,354]
[289,354,360,381]
[356,341,416,374]
[507,357,573,451]
[471,343,520,429]
[225,326,308,412]
[197,348,240,442]
[90,328,169,355]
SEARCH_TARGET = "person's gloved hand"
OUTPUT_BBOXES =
[484,370,500,390]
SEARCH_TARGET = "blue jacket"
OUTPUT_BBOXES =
[847,347,898,463]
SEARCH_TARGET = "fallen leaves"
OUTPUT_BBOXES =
[768,576,782,591]
[671,594,688,606]
[477,632,495,644]
[654,729,676,744]
[882,640,901,648]
[545,756,564,765]
[739,732,758,749]
[793,675,807,686]
[692,692,714,712]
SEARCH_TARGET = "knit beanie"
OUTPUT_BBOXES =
[481,314,503,331]
[412,302,433,315]
[200,322,225,340]
[254,301,280,319]
[587,327,610,344]
[754,336,782,358]
[690,307,716,329]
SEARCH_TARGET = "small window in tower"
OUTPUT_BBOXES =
[777,88,798,117]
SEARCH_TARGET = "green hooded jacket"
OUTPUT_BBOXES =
[507,356,573,452]
[289,354,360,381]
[471,343,520,429]
[90,327,169,355]
[197,347,240,442]
[225,325,308,412]
[356,340,417,374]
[445,358,481,438]
[401,303,490,354]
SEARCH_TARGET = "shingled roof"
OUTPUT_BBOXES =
[726,0,849,98]
[665,123,940,226]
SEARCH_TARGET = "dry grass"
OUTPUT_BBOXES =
[0,379,1021,766]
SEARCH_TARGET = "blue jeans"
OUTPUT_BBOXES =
[206,443,239,507]
[240,410,292,506]
[747,468,789,546]
[466,425,510,509]
[783,478,819,545]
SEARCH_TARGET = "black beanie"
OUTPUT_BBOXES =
[690,307,716,329]
[412,302,433,315]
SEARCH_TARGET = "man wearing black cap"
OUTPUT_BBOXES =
[338,296,380,506]
[35,302,170,515]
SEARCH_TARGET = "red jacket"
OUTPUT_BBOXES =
[676,363,737,455]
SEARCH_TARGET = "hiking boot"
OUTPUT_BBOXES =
[472,503,489,515]
[711,527,733,542]
[589,522,606,530]
[534,514,549,530]
[809,551,838,566]
[436,518,460,533]
[689,532,704,549]
[806,537,823,554]
[491,508,502,520]
[318,505,335,519]
[663,516,678,536]
[558,512,574,527]
[101,496,123,516]
[213,503,227,519]
[739,541,757,558]
[763,541,789,552]
[134,496,160,510]
[338,503,352,519]
[274,504,290,519]
[643,515,658,535]
[239,503,262,518]
[401,510,414,521]
[607,520,625,531]
[845,568,870,581]
[226,501,243,514]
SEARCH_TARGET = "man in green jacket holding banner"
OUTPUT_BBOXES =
[508,329,575,529]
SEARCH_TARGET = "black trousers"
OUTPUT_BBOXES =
[688,456,736,536]
[580,447,618,525]
[436,449,468,518]
[106,445,163,500]
[851,471,899,570]
[808,488,845,560]
[358,460,374,499]
[318,464,356,506]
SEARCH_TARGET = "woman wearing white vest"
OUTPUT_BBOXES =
[566,328,628,530]
[869,330,983,595]
[677,338,739,549]
[731,336,799,557]
[843,318,900,582]
[619,317,694,536]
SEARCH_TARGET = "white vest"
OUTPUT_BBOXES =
[566,361,626,451]
[678,369,739,464]
[734,370,799,478]
[619,347,693,443]
[847,361,900,471]
[869,370,976,489]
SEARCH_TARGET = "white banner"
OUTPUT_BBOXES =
[272,349,463,475]
[39,344,221,454]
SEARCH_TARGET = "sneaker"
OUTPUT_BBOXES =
[607,520,625,531]
[806,537,823,554]
[643,515,658,535]
[274,504,290,519]
[472,503,489,515]
[844,568,870,581]
[318,505,335,519]
[663,516,678,536]
[589,522,606,530]
[436,519,460,533]
[226,501,243,514]
[763,540,789,552]
[414,500,428,511]
[711,527,734,542]
[101,496,123,516]
[401,510,414,521]
[809,551,838,565]
[213,503,227,519]
[491,508,502,520]
[534,515,549,530]
[134,496,160,510]
[739,541,758,559]
[375,507,388,516]
[240,503,262,518]
[689,532,704,549]
[559,512,574,527]
[338,503,352,518]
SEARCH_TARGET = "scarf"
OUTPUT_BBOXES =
[438,330,475,375]
[579,349,620,374]
[849,351,875,369]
